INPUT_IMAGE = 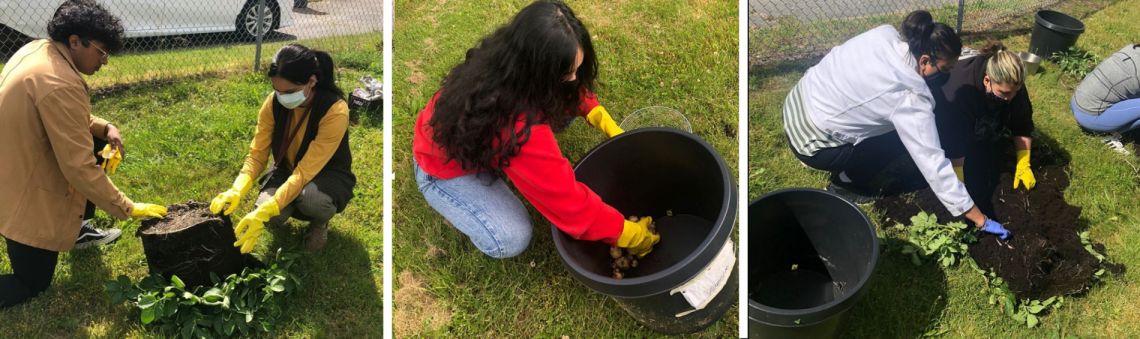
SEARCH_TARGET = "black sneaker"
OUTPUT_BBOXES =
[75,220,122,249]
[826,181,876,205]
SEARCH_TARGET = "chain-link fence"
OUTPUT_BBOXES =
[748,0,1074,65]
[0,0,381,89]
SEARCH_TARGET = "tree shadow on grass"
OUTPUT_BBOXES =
[269,221,383,336]
[839,237,950,338]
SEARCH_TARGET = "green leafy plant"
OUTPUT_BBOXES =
[895,212,977,267]
[974,263,1063,329]
[1079,231,1110,279]
[106,249,302,338]
[1054,46,1099,79]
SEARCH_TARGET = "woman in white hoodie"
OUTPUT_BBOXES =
[782,10,1010,239]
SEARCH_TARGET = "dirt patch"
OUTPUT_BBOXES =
[137,201,249,288]
[395,271,452,337]
[875,165,1115,300]
[405,60,426,85]
[139,202,218,235]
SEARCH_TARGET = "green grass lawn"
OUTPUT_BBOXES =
[0,50,383,336]
[392,0,738,337]
[748,0,1140,336]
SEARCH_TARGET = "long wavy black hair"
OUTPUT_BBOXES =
[429,0,598,174]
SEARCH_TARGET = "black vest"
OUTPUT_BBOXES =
[264,88,356,212]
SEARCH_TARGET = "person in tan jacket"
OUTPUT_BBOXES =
[0,0,167,309]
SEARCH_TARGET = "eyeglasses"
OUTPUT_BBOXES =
[92,43,109,60]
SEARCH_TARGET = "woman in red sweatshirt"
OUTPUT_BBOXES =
[412,0,658,259]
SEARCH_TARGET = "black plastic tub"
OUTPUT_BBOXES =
[552,128,738,334]
[137,201,249,288]
[748,189,879,338]
[1029,10,1085,59]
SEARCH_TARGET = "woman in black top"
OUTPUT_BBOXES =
[933,40,1035,215]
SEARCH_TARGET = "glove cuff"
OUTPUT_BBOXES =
[586,105,624,138]
[616,220,638,248]
[1016,149,1031,166]
[255,199,281,220]
[232,174,254,196]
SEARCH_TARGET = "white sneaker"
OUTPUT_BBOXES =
[75,220,122,249]
[1103,132,1131,155]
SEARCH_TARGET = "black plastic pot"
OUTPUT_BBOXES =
[552,128,738,334]
[137,202,249,288]
[1029,10,1085,59]
[748,189,879,338]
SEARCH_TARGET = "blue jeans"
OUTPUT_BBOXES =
[414,163,532,259]
[1073,98,1140,133]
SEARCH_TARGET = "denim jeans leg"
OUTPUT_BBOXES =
[414,163,532,259]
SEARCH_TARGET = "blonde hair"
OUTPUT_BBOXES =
[981,40,1024,86]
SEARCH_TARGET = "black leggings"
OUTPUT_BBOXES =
[792,131,908,189]
[0,238,59,308]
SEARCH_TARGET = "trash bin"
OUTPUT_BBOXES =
[748,189,879,338]
[553,128,738,334]
[1029,10,1085,59]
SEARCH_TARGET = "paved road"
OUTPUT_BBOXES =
[749,0,958,28]
[279,0,382,39]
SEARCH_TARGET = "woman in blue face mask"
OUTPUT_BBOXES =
[209,44,356,253]
[782,10,1011,239]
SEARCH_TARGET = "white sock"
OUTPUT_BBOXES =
[838,171,853,183]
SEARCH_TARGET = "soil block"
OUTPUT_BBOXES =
[137,201,250,288]
[875,165,1115,300]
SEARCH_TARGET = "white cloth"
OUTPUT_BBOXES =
[799,25,974,216]
[670,239,735,317]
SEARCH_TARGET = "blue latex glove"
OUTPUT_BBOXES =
[981,218,1011,240]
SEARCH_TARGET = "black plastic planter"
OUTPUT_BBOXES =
[552,128,738,334]
[748,189,879,338]
[137,202,249,288]
[1029,10,1085,59]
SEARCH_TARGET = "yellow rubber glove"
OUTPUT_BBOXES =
[100,144,122,175]
[617,216,660,257]
[585,105,625,138]
[1013,149,1036,190]
[953,165,965,182]
[130,203,168,219]
[233,200,280,254]
[210,174,254,216]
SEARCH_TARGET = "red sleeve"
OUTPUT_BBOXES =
[577,87,600,117]
[503,123,624,243]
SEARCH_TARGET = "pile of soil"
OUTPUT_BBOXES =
[875,166,1117,300]
[137,201,250,288]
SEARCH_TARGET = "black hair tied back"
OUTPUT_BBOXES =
[900,10,962,62]
[267,44,343,98]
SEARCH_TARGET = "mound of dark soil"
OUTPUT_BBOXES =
[137,201,250,288]
[875,166,1115,300]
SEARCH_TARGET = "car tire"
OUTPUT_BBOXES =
[236,0,281,41]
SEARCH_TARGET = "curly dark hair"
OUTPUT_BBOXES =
[47,0,125,53]
[429,0,598,175]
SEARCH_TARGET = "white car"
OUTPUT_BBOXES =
[0,0,295,41]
